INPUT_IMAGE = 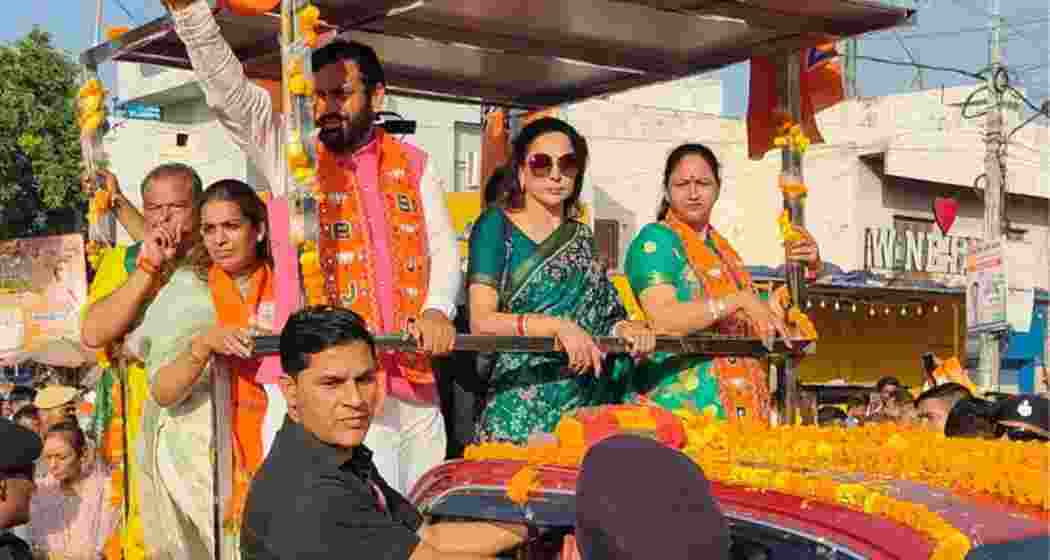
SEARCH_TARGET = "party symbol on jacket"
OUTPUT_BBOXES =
[396,193,416,213]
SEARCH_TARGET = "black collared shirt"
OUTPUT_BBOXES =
[0,530,32,560]
[241,417,423,560]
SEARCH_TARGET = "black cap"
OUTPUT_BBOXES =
[575,435,730,560]
[7,386,37,403]
[995,395,1049,435]
[0,418,42,478]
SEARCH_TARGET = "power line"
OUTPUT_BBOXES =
[110,0,140,23]
[862,16,1049,41]
[855,55,984,81]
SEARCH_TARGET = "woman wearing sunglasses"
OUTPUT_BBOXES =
[468,117,655,444]
[623,144,823,422]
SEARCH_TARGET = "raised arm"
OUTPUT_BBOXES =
[82,168,146,242]
[81,226,177,349]
[163,0,284,194]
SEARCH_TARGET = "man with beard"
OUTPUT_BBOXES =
[163,0,460,494]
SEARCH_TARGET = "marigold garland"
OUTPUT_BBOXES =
[298,5,321,48]
[773,121,810,154]
[77,78,106,136]
[466,406,1050,560]
[299,241,325,305]
[777,210,803,245]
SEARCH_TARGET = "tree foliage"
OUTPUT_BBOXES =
[0,28,85,239]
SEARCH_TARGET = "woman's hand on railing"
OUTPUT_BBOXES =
[730,292,791,351]
[554,320,604,377]
[614,320,656,360]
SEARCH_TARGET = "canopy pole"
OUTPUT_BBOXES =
[778,52,805,425]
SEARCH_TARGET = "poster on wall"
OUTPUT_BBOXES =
[965,240,1008,334]
[0,235,87,365]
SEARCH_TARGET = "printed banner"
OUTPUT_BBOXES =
[0,235,87,363]
[965,241,1008,334]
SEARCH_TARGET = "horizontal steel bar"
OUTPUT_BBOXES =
[251,334,812,358]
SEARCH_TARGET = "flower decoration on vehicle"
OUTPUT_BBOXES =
[298,5,321,48]
[777,210,803,245]
[773,121,810,154]
[77,78,106,137]
[85,240,105,271]
[299,241,325,305]
[287,56,314,98]
[466,405,1049,560]
[778,173,808,201]
[285,133,316,187]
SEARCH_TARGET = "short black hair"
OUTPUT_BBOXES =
[945,397,1001,439]
[12,405,38,425]
[312,39,385,93]
[817,406,848,426]
[916,382,972,410]
[876,376,901,391]
[845,394,869,409]
[279,306,376,376]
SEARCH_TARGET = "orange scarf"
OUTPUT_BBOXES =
[208,263,271,530]
[662,211,771,422]
[315,130,434,384]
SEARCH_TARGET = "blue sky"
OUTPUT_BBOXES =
[3,0,1047,117]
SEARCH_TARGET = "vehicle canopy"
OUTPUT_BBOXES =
[81,0,913,109]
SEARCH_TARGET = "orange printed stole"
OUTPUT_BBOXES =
[662,211,771,422]
[208,264,271,529]
[316,130,434,385]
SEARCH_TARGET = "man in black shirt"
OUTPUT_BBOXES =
[0,418,43,560]
[242,306,526,559]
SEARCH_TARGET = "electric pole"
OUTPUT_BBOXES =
[94,0,104,45]
[977,0,1004,391]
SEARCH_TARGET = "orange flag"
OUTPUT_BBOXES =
[480,109,509,202]
[747,43,844,161]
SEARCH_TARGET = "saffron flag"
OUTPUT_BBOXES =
[747,42,845,161]
[480,108,509,203]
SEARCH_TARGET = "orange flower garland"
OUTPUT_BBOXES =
[507,466,540,506]
[466,406,1049,560]
[298,241,325,305]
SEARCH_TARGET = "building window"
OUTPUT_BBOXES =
[594,219,620,271]
[453,121,482,192]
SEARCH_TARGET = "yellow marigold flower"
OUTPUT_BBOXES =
[507,466,539,506]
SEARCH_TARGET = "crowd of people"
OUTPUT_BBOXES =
[0,0,1045,558]
[813,372,1050,444]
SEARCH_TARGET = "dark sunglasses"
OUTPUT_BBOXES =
[1005,427,1049,442]
[526,153,580,178]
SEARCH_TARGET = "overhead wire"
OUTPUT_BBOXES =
[861,16,1050,41]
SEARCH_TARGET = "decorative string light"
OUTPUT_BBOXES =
[869,306,877,317]
[884,306,891,316]
[917,306,925,317]
[933,304,940,313]
[851,302,858,313]
[834,300,841,311]
[820,300,826,309]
